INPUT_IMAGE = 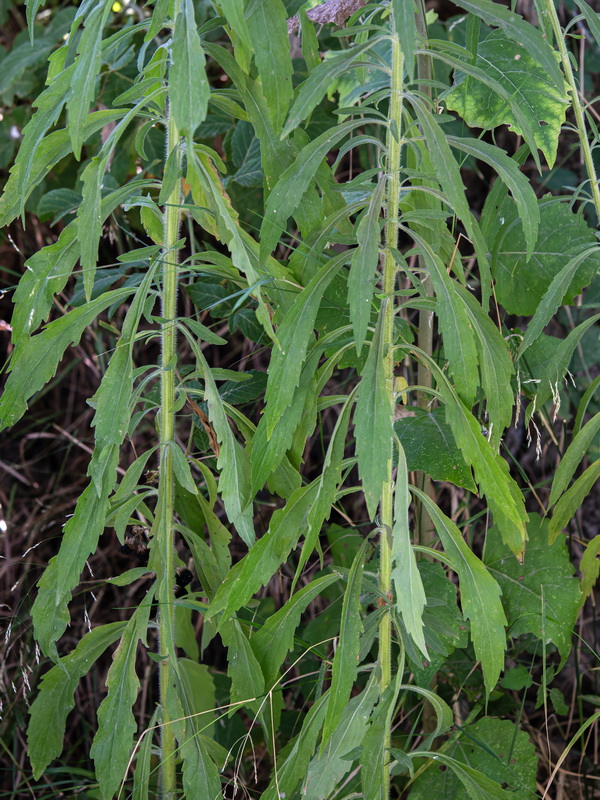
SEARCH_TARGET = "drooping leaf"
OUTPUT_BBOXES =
[220,619,265,711]
[322,538,370,746]
[485,513,580,667]
[355,309,393,519]
[549,459,600,543]
[263,252,348,436]
[391,442,428,657]
[251,574,339,688]
[27,622,126,779]
[549,412,600,506]
[170,0,209,138]
[493,199,600,316]
[413,488,507,694]
[90,596,153,799]
[67,0,112,159]
[348,176,385,354]
[245,0,293,131]
[206,481,320,625]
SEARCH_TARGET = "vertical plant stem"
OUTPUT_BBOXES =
[542,0,600,221]
[379,28,404,798]
[157,38,183,800]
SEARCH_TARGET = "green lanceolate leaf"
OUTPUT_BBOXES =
[28,622,126,778]
[207,480,320,625]
[245,0,292,131]
[263,252,349,437]
[361,674,402,800]
[580,535,600,608]
[322,538,370,747]
[392,0,418,82]
[170,0,209,138]
[303,672,379,800]
[392,441,428,657]
[549,459,600,543]
[355,308,393,519]
[220,618,265,710]
[447,135,539,259]
[67,0,113,160]
[0,288,133,432]
[282,37,385,137]
[413,488,507,694]
[348,176,385,354]
[260,117,377,261]
[549,412,600,506]
[251,574,339,688]
[90,595,153,799]
[485,513,580,667]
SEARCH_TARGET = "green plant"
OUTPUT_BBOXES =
[1,0,599,798]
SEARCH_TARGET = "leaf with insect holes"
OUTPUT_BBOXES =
[485,513,580,667]
[169,0,209,138]
[28,622,126,778]
[413,488,507,694]
[90,595,153,799]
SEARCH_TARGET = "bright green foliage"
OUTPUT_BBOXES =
[1,0,597,797]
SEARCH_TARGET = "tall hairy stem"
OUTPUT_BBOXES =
[157,48,183,800]
[542,0,600,221]
[379,28,404,798]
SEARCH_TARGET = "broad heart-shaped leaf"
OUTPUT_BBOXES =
[408,718,537,800]
[261,692,329,800]
[492,198,600,316]
[322,538,370,747]
[245,0,292,132]
[442,31,567,167]
[549,459,600,543]
[450,0,564,92]
[27,622,126,779]
[66,0,112,160]
[355,310,393,519]
[392,442,428,657]
[263,252,348,437]
[413,489,507,694]
[251,574,339,689]
[0,287,133,432]
[91,597,153,800]
[302,672,379,800]
[170,0,209,138]
[484,513,580,668]
[348,176,385,355]
[206,481,320,625]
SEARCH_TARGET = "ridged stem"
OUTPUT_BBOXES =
[379,29,404,799]
[158,54,182,800]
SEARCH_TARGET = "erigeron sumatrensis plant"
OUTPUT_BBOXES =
[2,0,600,797]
